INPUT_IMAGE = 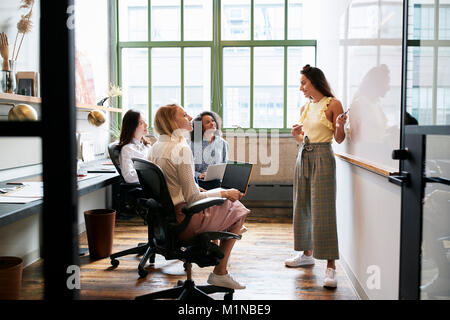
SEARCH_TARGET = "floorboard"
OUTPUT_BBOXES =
[20,217,359,300]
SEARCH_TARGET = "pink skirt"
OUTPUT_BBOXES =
[175,200,250,241]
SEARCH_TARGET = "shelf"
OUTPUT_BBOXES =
[0,93,42,104]
[76,105,123,113]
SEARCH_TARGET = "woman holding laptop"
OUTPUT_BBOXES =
[190,111,229,190]
[151,104,249,290]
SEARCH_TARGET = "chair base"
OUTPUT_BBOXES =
[135,280,234,301]
[110,243,156,278]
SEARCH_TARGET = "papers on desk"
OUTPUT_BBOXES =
[0,182,43,204]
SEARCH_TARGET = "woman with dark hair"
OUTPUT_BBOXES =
[190,111,229,190]
[118,109,152,183]
[285,65,347,288]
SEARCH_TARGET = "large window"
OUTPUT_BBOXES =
[116,0,316,130]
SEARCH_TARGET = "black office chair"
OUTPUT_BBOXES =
[132,158,241,301]
[108,142,155,277]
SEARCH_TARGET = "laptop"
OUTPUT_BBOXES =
[202,163,227,181]
[214,161,253,195]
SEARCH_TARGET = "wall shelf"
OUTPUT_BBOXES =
[76,105,123,113]
[0,93,42,104]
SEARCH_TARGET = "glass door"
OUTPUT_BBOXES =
[396,0,450,300]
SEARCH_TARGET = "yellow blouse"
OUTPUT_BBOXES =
[299,96,334,143]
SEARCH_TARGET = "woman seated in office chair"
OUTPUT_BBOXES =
[151,104,250,290]
[118,109,152,184]
[190,111,229,190]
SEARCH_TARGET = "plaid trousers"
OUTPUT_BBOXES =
[292,139,339,260]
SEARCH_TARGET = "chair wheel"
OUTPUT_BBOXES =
[111,259,119,267]
[138,268,148,278]
[224,292,233,301]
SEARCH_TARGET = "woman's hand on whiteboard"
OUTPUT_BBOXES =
[336,113,347,128]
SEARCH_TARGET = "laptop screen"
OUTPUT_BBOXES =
[220,162,253,194]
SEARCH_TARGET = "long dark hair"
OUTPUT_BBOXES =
[117,109,148,150]
[190,111,222,142]
[301,64,335,99]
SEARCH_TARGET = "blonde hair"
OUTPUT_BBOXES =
[154,104,181,136]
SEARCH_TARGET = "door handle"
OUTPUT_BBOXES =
[392,149,410,160]
[389,171,410,187]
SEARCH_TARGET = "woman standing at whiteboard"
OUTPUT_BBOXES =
[285,65,347,288]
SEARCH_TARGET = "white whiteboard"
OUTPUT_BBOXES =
[333,0,403,174]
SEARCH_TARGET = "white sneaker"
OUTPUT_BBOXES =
[207,272,246,290]
[323,268,337,288]
[285,253,315,267]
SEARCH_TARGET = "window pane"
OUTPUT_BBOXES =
[406,46,434,125]
[184,0,213,41]
[184,48,211,117]
[288,0,302,40]
[151,48,181,123]
[254,0,285,41]
[119,0,148,42]
[254,47,284,128]
[348,2,379,39]
[287,47,316,128]
[409,0,435,40]
[221,0,251,40]
[380,2,403,39]
[121,48,149,121]
[151,0,180,41]
[437,47,450,125]
[439,0,450,40]
[223,47,250,128]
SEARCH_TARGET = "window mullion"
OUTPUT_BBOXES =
[284,46,287,129]
[148,0,152,126]
[250,0,254,128]
[181,0,184,108]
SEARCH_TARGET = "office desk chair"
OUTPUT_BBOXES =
[108,142,155,276]
[132,158,241,301]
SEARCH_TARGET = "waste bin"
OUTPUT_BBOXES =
[84,209,116,259]
[0,256,23,300]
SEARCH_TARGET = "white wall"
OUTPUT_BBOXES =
[317,0,403,299]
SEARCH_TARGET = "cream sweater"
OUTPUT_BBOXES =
[151,134,222,206]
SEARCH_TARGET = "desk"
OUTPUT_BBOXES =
[0,170,120,228]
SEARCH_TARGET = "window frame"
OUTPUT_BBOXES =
[114,0,317,132]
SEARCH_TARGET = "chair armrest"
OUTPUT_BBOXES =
[181,197,226,215]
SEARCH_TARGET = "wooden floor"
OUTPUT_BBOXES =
[20,217,359,300]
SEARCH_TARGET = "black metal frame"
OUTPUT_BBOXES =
[398,0,450,300]
[40,0,79,299]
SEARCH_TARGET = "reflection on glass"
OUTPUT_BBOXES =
[223,47,250,128]
[122,48,149,121]
[287,47,315,128]
[119,0,148,41]
[406,46,434,125]
[437,47,450,124]
[348,2,379,39]
[221,0,251,40]
[421,135,450,300]
[151,0,180,41]
[254,47,283,128]
[151,48,181,122]
[439,0,450,40]
[380,1,403,38]
[410,0,435,40]
[184,48,211,118]
[288,0,302,40]
[184,0,212,41]
[254,0,284,40]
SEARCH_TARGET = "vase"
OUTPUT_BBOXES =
[6,59,16,94]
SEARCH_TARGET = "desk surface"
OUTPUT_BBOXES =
[0,165,120,227]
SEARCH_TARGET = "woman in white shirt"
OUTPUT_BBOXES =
[152,104,250,290]
[118,109,152,183]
